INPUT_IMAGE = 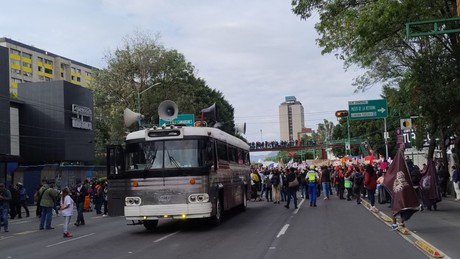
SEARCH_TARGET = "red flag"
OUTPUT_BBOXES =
[382,149,420,221]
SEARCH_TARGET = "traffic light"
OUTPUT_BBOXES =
[335,110,349,118]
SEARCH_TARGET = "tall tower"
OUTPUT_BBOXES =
[279,96,305,142]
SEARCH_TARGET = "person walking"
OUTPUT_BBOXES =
[17,183,30,218]
[452,165,460,200]
[352,168,364,204]
[9,184,20,219]
[0,183,12,232]
[39,179,59,230]
[60,187,74,237]
[284,168,299,209]
[364,164,378,212]
[307,165,319,207]
[73,179,87,226]
[320,166,332,200]
[271,169,281,204]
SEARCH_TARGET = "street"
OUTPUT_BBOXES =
[0,196,444,259]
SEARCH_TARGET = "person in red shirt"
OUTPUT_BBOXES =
[364,164,378,211]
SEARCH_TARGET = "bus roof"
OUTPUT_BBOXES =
[126,126,250,151]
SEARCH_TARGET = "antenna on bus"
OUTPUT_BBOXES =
[158,100,178,122]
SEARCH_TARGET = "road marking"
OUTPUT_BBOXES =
[153,231,179,243]
[276,224,289,238]
[15,230,38,235]
[293,199,305,214]
[0,236,14,241]
[46,233,96,247]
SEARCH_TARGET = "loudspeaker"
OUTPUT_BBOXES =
[158,100,178,121]
[200,103,216,121]
[235,122,246,135]
[124,108,143,127]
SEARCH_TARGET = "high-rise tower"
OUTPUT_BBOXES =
[279,96,305,142]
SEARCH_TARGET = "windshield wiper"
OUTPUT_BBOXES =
[165,148,180,168]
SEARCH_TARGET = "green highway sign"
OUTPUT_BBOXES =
[159,114,195,126]
[348,99,388,120]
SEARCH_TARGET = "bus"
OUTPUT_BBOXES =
[107,125,251,230]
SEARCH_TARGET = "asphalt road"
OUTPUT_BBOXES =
[1,197,429,259]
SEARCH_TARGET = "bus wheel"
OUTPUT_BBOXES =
[211,198,223,225]
[143,220,158,230]
[239,189,248,211]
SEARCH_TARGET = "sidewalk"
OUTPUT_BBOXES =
[366,196,460,258]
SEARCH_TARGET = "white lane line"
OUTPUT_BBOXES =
[154,231,179,243]
[294,199,305,214]
[277,224,289,238]
[46,233,96,247]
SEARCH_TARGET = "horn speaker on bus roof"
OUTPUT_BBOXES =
[158,100,178,121]
[124,108,144,127]
[235,122,246,135]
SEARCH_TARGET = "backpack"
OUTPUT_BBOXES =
[271,174,280,186]
[265,176,272,188]
[354,173,364,185]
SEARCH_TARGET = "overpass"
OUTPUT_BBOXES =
[249,138,369,154]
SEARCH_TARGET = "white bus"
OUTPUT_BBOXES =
[107,125,251,230]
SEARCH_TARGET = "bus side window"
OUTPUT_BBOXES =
[206,141,216,170]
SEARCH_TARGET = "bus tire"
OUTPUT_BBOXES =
[211,197,223,225]
[143,220,158,230]
[239,188,248,211]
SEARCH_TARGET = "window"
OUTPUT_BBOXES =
[217,142,228,162]
[10,49,20,55]
[44,59,53,65]
[21,52,32,59]
[10,68,20,74]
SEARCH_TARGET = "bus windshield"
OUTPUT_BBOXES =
[125,139,205,170]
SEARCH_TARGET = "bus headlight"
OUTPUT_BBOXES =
[125,197,142,206]
[188,193,209,203]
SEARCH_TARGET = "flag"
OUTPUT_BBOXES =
[382,149,420,221]
[420,160,442,206]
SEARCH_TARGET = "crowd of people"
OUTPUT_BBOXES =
[250,155,456,230]
[0,178,109,237]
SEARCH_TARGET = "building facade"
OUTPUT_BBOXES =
[279,96,305,142]
[0,38,96,185]
[0,38,94,98]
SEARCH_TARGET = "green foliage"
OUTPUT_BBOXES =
[90,32,237,163]
[292,0,460,161]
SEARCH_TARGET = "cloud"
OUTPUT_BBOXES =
[0,0,382,144]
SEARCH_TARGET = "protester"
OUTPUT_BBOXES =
[420,161,442,211]
[17,183,30,218]
[320,166,332,200]
[0,183,12,232]
[60,187,74,237]
[73,179,87,226]
[271,169,281,204]
[39,179,59,230]
[352,167,364,204]
[452,165,460,200]
[9,184,20,219]
[102,181,109,216]
[382,149,420,230]
[284,168,299,209]
[364,164,377,212]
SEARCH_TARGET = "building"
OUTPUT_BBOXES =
[0,37,94,98]
[279,96,305,142]
[0,38,96,185]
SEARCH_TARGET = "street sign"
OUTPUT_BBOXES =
[348,99,388,120]
[159,114,195,126]
[400,118,412,130]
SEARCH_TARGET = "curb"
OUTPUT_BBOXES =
[360,199,446,258]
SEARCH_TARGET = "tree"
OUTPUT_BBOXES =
[292,0,460,163]
[90,32,237,164]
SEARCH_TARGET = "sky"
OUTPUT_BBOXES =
[1,0,382,145]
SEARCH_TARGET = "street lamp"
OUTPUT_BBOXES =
[136,82,161,114]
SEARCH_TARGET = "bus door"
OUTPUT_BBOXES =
[107,145,125,216]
